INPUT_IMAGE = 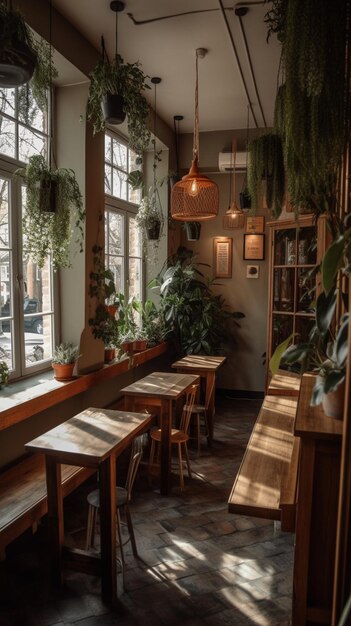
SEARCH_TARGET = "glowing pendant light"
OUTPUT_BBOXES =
[171,48,219,221]
[223,140,245,229]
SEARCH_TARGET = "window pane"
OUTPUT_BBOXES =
[129,216,142,257]
[0,178,9,247]
[105,135,112,163]
[128,149,141,173]
[0,88,15,117]
[128,257,142,300]
[112,139,127,170]
[108,256,123,294]
[105,166,112,194]
[112,168,127,200]
[18,86,46,132]
[19,125,46,162]
[25,314,53,368]
[0,116,16,159]
[107,211,124,255]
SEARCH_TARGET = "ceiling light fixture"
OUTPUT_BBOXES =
[223,139,245,229]
[171,48,219,221]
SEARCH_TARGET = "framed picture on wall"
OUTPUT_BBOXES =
[243,234,265,260]
[246,216,265,233]
[214,237,233,278]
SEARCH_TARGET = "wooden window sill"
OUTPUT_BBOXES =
[0,342,168,432]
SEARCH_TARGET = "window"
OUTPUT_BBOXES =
[104,133,143,302]
[0,86,54,380]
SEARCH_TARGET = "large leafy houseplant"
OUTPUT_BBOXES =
[86,51,151,155]
[150,247,245,356]
[16,155,84,270]
[0,4,57,111]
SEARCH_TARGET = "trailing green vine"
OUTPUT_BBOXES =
[248,133,285,218]
[16,155,85,271]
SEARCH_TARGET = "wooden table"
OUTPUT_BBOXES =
[171,355,226,440]
[25,407,152,604]
[121,372,199,496]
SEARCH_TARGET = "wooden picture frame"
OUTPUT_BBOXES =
[214,237,233,278]
[246,215,265,233]
[243,234,265,260]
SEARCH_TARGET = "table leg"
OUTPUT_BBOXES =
[45,456,64,587]
[124,396,134,411]
[99,454,117,604]
[160,399,171,496]
[205,372,216,441]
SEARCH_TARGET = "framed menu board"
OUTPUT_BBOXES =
[243,234,265,260]
[214,237,233,278]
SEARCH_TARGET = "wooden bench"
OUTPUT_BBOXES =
[228,394,298,526]
[267,369,301,397]
[0,454,94,557]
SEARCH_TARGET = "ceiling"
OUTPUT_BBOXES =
[52,0,280,133]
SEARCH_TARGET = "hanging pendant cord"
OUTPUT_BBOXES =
[193,50,199,163]
[153,82,157,192]
[229,150,232,206]
[115,9,119,64]
[49,0,53,170]
[231,138,237,204]
[174,117,179,177]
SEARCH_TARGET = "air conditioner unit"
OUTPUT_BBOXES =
[218,151,247,172]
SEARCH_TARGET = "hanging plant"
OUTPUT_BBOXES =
[247,133,285,218]
[0,4,57,110]
[16,155,84,270]
[135,187,163,249]
[87,47,151,155]
[266,0,349,215]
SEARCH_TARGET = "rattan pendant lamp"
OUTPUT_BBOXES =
[171,48,219,221]
[223,140,245,229]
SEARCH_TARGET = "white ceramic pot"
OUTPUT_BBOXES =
[322,382,345,420]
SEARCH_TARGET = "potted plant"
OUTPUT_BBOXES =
[141,299,166,347]
[120,330,135,355]
[0,361,9,388]
[184,222,201,241]
[132,329,148,352]
[15,155,84,270]
[52,342,80,381]
[86,46,151,156]
[135,189,163,245]
[149,246,245,356]
[0,4,57,108]
[89,245,119,315]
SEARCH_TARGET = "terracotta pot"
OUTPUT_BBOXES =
[120,340,134,355]
[105,304,118,319]
[104,347,115,363]
[132,339,148,352]
[322,382,345,420]
[52,363,75,381]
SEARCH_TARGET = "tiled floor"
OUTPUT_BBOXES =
[0,396,293,626]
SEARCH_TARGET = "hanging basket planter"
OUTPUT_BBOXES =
[101,92,126,125]
[39,178,57,213]
[0,39,37,87]
[184,221,201,241]
[146,220,161,240]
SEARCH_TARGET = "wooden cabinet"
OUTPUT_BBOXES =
[293,374,342,626]
[266,214,328,380]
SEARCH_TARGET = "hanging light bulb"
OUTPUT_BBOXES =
[171,48,219,221]
[223,140,245,229]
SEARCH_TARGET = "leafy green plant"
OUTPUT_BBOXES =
[247,133,285,218]
[89,245,117,305]
[141,299,166,347]
[266,0,348,215]
[150,247,245,356]
[16,155,84,270]
[86,52,151,155]
[0,360,9,387]
[52,342,80,365]
[115,292,139,338]
[0,4,58,112]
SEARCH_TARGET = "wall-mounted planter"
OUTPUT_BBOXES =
[185,221,201,241]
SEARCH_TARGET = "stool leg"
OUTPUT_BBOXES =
[86,505,93,550]
[116,509,125,564]
[125,504,138,557]
[196,413,201,455]
[183,442,192,479]
[177,443,184,492]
